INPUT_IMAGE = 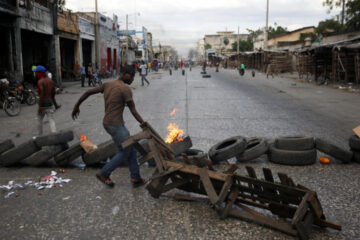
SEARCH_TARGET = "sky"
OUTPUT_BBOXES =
[66,0,340,57]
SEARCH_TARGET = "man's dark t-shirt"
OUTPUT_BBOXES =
[94,80,133,126]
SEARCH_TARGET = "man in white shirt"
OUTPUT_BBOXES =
[139,61,150,86]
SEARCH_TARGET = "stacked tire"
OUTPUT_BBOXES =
[349,135,360,163]
[208,136,247,164]
[269,136,317,166]
[236,137,269,163]
[315,138,353,163]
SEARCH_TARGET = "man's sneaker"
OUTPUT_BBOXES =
[131,178,145,188]
[96,173,115,187]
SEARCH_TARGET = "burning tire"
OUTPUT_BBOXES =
[269,145,317,166]
[83,140,118,166]
[0,139,40,166]
[208,136,247,164]
[315,138,353,163]
[236,138,268,162]
[23,144,67,166]
[35,130,74,147]
[275,136,314,151]
[54,142,85,166]
[0,139,14,155]
[349,135,360,151]
[171,136,193,156]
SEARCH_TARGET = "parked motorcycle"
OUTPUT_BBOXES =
[89,72,102,87]
[0,79,21,116]
[13,84,37,105]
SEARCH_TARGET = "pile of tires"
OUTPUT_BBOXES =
[0,131,75,167]
[315,138,353,163]
[269,136,317,166]
[349,135,360,163]
[208,136,247,164]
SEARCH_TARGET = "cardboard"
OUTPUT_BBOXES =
[80,139,98,153]
[353,125,360,138]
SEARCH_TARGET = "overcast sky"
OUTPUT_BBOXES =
[66,0,340,57]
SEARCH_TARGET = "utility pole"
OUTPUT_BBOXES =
[125,14,129,65]
[237,26,240,67]
[95,0,100,70]
[264,0,269,50]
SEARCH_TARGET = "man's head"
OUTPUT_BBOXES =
[120,65,135,85]
[32,65,47,80]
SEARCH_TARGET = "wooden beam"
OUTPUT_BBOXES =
[198,168,219,204]
[216,175,233,204]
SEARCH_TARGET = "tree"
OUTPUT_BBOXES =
[268,26,288,38]
[323,0,346,26]
[231,39,253,52]
[316,19,343,34]
[205,43,212,50]
[345,0,360,30]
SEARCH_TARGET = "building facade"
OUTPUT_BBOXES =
[204,31,248,56]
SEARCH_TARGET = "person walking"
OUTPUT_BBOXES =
[147,61,151,73]
[72,65,146,188]
[33,65,59,135]
[80,65,86,87]
[139,61,150,86]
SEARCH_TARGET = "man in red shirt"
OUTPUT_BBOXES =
[72,65,146,188]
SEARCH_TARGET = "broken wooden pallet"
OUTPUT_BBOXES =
[122,125,341,240]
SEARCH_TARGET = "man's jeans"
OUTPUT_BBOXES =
[101,124,141,179]
[141,74,149,86]
[38,107,56,135]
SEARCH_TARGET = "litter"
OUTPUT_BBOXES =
[4,192,15,199]
[112,206,120,215]
[96,196,102,200]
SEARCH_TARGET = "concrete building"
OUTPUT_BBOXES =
[204,31,248,56]
[77,13,96,70]
[253,28,266,51]
[119,36,137,64]
[196,38,205,61]
[267,26,316,51]
[153,45,176,62]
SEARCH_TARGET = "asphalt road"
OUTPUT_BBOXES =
[0,67,359,239]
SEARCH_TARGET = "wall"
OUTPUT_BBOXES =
[204,32,248,55]
[268,27,315,49]
[322,31,360,44]
[19,2,53,35]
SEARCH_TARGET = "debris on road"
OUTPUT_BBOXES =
[122,124,342,240]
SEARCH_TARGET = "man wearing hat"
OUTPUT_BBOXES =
[33,65,59,135]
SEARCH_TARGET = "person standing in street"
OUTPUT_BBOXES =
[139,61,150,86]
[33,65,60,135]
[80,65,86,87]
[87,63,93,86]
[72,65,146,188]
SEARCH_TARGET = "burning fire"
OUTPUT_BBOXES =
[165,123,184,144]
[170,108,179,116]
[79,134,88,142]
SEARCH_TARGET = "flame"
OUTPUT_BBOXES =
[165,123,184,144]
[170,108,179,116]
[79,134,88,142]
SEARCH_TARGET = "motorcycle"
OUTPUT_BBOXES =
[89,72,102,87]
[0,79,21,116]
[13,84,37,105]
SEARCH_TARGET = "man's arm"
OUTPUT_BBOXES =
[127,100,145,125]
[72,87,103,120]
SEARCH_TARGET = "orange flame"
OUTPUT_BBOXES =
[165,123,184,144]
[79,134,88,142]
[170,108,179,116]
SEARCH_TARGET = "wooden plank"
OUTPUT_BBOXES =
[224,164,238,174]
[263,168,274,182]
[193,157,203,168]
[292,192,312,226]
[216,175,233,204]
[162,178,190,193]
[181,153,192,165]
[314,219,342,231]
[221,188,239,219]
[166,161,228,182]
[165,193,208,202]
[307,193,324,219]
[138,152,156,165]
[148,140,166,173]
[229,208,298,236]
[133,141,148,156]
[144,128,175,154]
[150,166,183,181]
[122,131,151,149]
[236,203,266,217]
[146,175,171,198]
[246,166,257,178]
[204,158,215,171]
[278,173,290,186]
[198,168,219,204]
[269,202,297,218]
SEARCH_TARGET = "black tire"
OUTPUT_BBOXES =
[236,138,269,162]
[349,135,360,151]
[4,98,21,116]
[202,75,211,78]
[25,91,37,105]
[35,130,74,147]
[275,136,314,151]
[0,140,40,166]
[353,151,360,163]
[315,138,353,163]
[209,136,247,164]
[54,142,85,166]
[269,145,316,166]
[171,136,193,156]
[0,139,15,155]
[201,71,206,74]
[23,145,65,166]
[83,140,118,166]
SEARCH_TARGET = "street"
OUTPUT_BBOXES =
[0,67,359,239]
